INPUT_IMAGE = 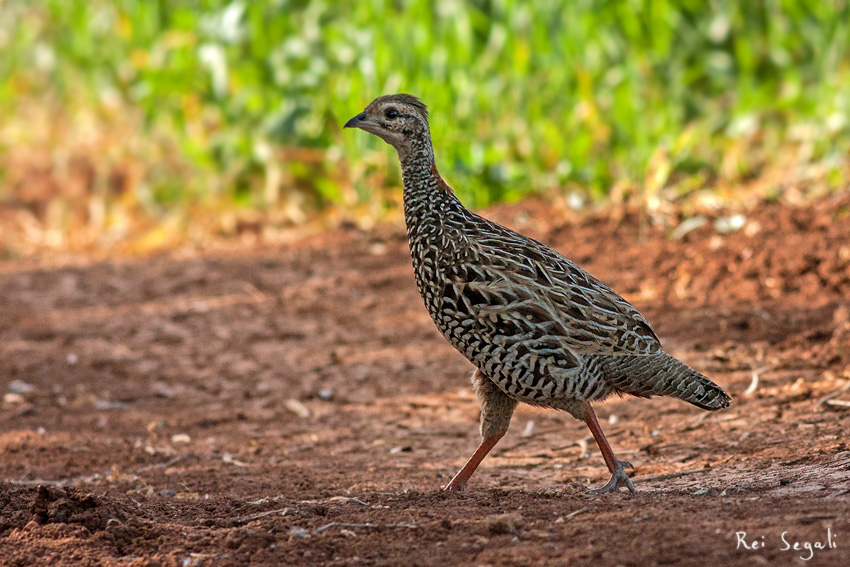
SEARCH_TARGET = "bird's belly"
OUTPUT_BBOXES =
[436,318,610,409]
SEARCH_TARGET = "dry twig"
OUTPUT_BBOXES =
[814,381,850,411]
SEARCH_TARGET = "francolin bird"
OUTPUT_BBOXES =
[345,94,731,493]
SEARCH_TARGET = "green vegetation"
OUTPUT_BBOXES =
[1,0,848,233]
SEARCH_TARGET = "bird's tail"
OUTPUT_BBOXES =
[600,352,731,411]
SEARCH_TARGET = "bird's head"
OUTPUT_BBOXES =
[344,94,430,158]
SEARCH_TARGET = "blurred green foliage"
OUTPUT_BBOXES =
[1,0,848,220]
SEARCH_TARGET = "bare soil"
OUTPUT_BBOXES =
[2,193,850,566]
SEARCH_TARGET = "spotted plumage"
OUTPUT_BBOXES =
[345,94,731,493]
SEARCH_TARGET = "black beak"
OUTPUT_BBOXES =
[344,112,367,129]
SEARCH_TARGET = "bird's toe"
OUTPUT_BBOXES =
[589,462,636,495]
[443,480,467,492]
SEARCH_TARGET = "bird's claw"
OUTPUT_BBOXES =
[589,460,636,495]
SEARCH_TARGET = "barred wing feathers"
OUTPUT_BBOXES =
[441,214,662,359]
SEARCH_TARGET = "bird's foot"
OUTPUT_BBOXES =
[589,460,636,495]
[443,479,467,492]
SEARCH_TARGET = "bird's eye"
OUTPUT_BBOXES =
[385,108,399,119]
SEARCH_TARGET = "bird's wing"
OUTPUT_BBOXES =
[441,214,662,357]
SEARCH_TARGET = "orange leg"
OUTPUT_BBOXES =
[444,431,506,491]
[583,403,636,494]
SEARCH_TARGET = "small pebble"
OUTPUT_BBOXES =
[8,380,35,394]
[288,526,309,538]
[566,192,584,211]
[368,243,388,256]
[284,399,311,418]
[3,393,25,405]
[714,214,747,234]
[159,488,177,498]
[171,433,191,444]
[708,235,725,250]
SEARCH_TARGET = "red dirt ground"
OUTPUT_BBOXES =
[2,193,850,566]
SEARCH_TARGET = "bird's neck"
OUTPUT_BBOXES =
[397,135,464,282]
[398,135,459,226]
